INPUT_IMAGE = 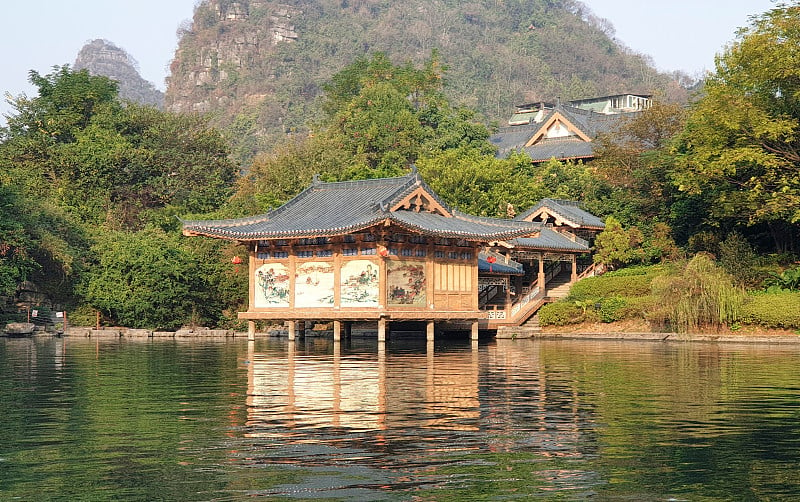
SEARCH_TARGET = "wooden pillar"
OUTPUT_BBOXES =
[378,318,387,343]
[426,320,435,342]
[571,254,578,282]
[333,320,342,342]
[247,320,256,341]
[470,321,479,341]
[287,320,296,341]
[538,253,546,290]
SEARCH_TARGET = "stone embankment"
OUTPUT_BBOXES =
[64,327,239,338]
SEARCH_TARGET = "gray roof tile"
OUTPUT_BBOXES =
[182,170,543,242]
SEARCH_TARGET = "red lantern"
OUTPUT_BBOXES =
[378,247,389,258]
[231,256,242,265]
[486,255,496,272]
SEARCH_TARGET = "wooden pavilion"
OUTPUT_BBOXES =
[182,170,604,340]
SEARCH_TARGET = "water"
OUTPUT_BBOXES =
[1,336,799,501]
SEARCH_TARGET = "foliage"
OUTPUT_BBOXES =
[537,301,583,326]
[0,185,36,296]
[741,291,800,329]
[568,271,654,301]
[592,101,687,228]
[718,232,763,288]
[650,254,746,333]
[671,3,800,252]
[592,216,644,270]
[80,228,246,330]
[764,266,800,293]
[81,228,198,330]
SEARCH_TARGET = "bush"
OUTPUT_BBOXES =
[538,301,584,326]
[741,291,800,329]
[569,273,653,300]
[596,296,627,323]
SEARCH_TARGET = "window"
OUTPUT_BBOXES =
[343,248,358,256]
[317,250,333,257]
[257,252,270,260]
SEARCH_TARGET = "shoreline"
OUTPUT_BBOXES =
[3,325,799,344]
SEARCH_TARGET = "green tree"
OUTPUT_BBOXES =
[593,216,644,270]
[0,185,36,296]
[671,4,800,251]
[82,228,202,330]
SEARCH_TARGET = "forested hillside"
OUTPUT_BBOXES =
[166,0,691,162]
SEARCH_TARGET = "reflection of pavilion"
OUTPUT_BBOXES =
[244,342,480,434]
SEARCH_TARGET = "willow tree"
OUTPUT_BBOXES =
[671,3,800,251]
[650,254,745,333]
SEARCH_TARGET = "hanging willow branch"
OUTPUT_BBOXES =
[650,253,746,334]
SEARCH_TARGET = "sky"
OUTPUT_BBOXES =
[0,0,781,121]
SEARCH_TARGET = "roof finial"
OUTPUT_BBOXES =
[312,173,320,185]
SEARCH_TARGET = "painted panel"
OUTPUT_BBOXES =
[254,263,291,308]
[388,260,426,306]
[340,259,379,307]
[295,262,335,308]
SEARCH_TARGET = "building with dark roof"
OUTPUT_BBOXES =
[489,94,651,163]
[182,170,605,340]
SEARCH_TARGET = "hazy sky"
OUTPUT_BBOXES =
[0,0,780,120]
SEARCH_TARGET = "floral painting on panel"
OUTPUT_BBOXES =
[388,261,426,306]
[341,260,379,307]
[295,262,335,307]
[254,263,291,308]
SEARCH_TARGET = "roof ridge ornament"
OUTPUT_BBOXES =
[312,173,320,185]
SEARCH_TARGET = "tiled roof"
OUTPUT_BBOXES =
[182,170,542,242]
[478,251,524,275]
[489,103,632,161]
[515,198,605,230]
[510,227,590,252]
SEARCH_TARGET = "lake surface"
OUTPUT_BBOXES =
[1,335,799,501]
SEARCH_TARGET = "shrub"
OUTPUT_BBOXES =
[741,291,800,329]
[538,301,584,326]
[569,273,653,300]
[596,296,626,322]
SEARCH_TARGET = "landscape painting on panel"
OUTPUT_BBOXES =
[295,262,335,308]
[388,261,426,306]
[254,263,291,308]
[340,260,379,307]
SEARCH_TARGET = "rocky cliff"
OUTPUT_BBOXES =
[74,39,165,108]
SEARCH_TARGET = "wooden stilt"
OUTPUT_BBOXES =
[287,320,296,341]
[247,320,256,341]
[426,320,435,342]
[471,321,479,341]
[378,318,387,343]
[333,320,341,342]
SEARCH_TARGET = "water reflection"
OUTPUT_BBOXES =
[246,339,481,433]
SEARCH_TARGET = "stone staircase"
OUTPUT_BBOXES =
[495,272,573,339]
[545,272,573,299]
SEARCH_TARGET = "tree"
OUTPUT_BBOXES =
[651,253,745,333]
[593,216,644,270]
[671,4,800,251]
